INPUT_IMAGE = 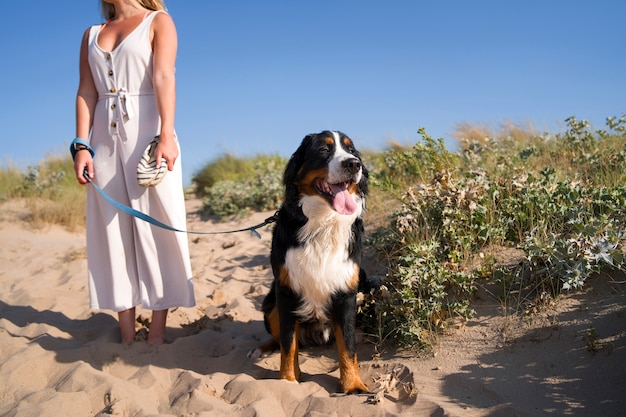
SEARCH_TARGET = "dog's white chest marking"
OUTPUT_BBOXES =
[285,200,361,322]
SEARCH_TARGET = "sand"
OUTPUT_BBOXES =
[0,197,624,417]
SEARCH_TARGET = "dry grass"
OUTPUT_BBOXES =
[452,119,540,148]
[1,156,87,230]
[0,161,24,198]
[24,192,86,231]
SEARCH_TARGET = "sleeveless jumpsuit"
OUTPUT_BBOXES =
[85,11,195,312]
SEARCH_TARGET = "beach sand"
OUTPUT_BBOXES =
[1,197,624,417]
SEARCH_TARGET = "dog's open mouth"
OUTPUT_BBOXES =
[315,179,357,215]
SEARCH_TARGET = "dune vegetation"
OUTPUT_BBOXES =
[0,157,86,230]
[362,115,626,348]
[3,114,625,349]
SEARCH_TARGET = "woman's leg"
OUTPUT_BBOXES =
[118,307,136,344]
[148,309,168,345]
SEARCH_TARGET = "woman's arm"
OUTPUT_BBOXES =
[75,28,98,184]
[151,12,179,171]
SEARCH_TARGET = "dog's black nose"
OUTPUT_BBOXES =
[342,157,361,174]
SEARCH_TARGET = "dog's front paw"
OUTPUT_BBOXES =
[342,380,370,395]
[340,374,370,395]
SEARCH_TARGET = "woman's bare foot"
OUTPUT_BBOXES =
[118,307,136,345]
[146,335,165,346]
[147,309,168,345]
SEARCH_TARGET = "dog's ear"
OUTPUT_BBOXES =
[283,134,313,186]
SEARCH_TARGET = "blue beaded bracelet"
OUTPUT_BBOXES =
[70,137,95,161]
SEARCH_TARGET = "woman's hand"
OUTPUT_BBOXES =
[156,133,178,171]
[74,150,94,184]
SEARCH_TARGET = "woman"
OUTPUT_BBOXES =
[73,0,195,345]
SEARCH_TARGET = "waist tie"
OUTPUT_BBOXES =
[99,89,154,121]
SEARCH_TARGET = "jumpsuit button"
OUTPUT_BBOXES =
[110,87,116,93]
[111,122,117,128]
[108,70,114,76]
[111,103,116,110]
[106,53,111,60]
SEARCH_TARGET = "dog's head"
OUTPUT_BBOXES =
[283,131,368,217]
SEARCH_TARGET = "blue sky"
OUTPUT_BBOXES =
[1,1,624,185]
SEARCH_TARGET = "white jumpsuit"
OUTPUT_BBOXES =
[85,11,195,312]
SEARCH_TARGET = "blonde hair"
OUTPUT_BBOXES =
[101,0,166,20]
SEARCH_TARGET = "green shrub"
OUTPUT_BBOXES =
[365,240,476,349]
[365,115,626,349]
[193,154,256,197]
[375,127,460,193]
[198,155,286,217]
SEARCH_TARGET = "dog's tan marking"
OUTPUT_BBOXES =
[347,181,359,195]
[349,266,360,291]
[342,137,353,147]
[278,265,291,288]
[333,323,369,394]
[298,167,328,196]
[264,285,302,382]
[324,136,335,145]
[279,321,301,382]
[267,306,281,340]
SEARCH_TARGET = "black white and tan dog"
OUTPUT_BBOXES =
[247,130,371,394]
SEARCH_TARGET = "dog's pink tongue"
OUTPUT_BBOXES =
[330,183,357,215]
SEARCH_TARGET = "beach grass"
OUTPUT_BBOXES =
[1,156,86,230]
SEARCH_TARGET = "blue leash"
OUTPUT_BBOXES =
[83,170,276,238]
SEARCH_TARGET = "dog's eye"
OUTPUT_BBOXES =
[319,146,330,155]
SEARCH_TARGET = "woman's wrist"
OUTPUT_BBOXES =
[158,131,177,143]
[70,137,95,161]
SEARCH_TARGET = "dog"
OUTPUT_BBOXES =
[247,130,371,394]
